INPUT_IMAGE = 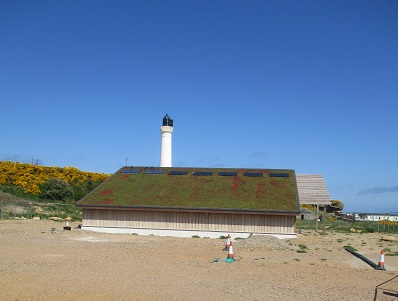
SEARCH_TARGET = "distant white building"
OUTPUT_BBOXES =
[348,213,398,222]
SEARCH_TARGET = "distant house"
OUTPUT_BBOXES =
[77,167,300,238]
[299,207,316,221]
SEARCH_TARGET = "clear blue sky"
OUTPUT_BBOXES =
[1,1,397,213]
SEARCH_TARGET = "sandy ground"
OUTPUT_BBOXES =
[0,220,397,301]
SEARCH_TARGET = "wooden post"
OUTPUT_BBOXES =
[315,204,319,234]
[322,206,326,237]
[383,214,386,231]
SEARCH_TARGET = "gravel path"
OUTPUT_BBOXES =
[0,220,397,300]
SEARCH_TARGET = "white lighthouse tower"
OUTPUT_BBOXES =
[160,113,173,167]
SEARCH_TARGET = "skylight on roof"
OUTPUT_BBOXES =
[269,173,289,178]
[218,172,237,176]
[121,169,140,174]
[193,171,213,176]
[168,171,189,175]
[243,172,263,177]
[144,170,164,175]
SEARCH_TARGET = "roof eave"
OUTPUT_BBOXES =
[77,204,300,215]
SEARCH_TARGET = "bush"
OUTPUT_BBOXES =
[363,227,374,233]
[0,161,109,198]
[297,244,308,253]
[39,178,74,202]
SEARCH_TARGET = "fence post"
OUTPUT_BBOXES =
[322,206,326,237]
[383,214,386,231]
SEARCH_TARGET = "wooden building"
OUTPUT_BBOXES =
[77,167,300,238]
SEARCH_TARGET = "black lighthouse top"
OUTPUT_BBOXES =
[162,113,173,127]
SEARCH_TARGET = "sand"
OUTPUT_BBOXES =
[0,219,397,300]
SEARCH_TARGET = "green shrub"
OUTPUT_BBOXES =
[39,179,74,202]
[363,227,374,233]
[297,244,308,253]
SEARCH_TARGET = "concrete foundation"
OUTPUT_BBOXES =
[81,226,296,239]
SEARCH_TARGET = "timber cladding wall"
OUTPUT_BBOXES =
[82,209,296,234]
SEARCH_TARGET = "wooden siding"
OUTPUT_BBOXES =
[82,209,296,234]
[296,174,331,205]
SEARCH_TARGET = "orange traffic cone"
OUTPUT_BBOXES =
[224,234,231,250]
[375,250,386,270]
[225,241,235,262]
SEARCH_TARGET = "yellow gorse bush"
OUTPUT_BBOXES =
[378,219,398,226]
[0,161,110,195]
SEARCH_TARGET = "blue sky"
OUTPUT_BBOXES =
[1,1,397,213]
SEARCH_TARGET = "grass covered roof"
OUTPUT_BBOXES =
[77,167,299,213]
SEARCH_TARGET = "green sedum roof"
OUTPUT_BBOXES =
[77,167,299,213]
